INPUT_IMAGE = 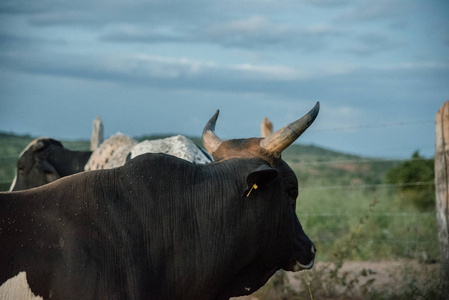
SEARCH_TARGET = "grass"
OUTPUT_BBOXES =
[296,186,439,262]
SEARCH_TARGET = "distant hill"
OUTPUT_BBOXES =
[0,131,400,191]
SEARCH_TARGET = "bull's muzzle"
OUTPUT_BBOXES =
[286,244,316,272]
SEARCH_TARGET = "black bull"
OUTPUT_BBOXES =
[0,103,319,299]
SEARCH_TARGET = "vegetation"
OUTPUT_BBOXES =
[385,150,435,211]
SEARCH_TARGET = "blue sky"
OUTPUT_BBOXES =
[0,0,448,159]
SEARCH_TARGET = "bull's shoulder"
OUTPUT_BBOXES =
[124,151,196,170]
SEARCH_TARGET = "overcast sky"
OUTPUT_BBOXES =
[1,0,448,159]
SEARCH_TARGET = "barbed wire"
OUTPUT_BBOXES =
[0,155,433,164]
[297,212,435,217]
[288,157,427,166]
[299,181,435,191]
[0,179,435,190]
[312,119,434,132]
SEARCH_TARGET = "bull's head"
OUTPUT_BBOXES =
[203,102,319,162]
[10,138,63,191]
[202,103,319,276]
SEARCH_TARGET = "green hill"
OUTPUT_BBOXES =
[0,131,399,191]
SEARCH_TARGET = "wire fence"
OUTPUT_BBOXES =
[312,119,434,132]
[300,181,435,191]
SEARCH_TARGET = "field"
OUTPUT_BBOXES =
[0,132,444,299]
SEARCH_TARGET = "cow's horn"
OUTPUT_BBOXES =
[260,102,319,157]
[202,110,223,154]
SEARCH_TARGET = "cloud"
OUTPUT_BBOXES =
[3,45,447,114]
[303,0,351,8]
[335,0,415,23]
[2,0,292,28]
[347,32,405,57]
[0,50,303,89]
[99,25,190,44]
[100,15,344,53]
[0,32,65,51]
[1,0,215,28]
[2,1,347,53]
[200,16,335,50]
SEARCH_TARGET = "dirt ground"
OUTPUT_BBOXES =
[232,260,441,300]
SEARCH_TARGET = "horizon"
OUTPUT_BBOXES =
[0,126,433,161]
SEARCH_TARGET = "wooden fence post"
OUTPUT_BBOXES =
[435,101,449,280]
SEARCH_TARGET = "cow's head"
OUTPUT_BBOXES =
[202,103,319,277]
[10,138,65,191]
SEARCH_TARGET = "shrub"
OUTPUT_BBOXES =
[385,151,435,211]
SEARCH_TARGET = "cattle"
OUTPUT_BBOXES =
[9,116,104,191]
[11,118,209,191]
[85,134,211,171]
[84,132,138,170]
[0,102,319,299]
[9,138,92,191]
[129,135,212,164]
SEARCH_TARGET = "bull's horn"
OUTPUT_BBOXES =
[202,110,223,154]
[260,102,319,157]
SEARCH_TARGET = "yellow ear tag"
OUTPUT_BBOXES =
[246,183,258,197]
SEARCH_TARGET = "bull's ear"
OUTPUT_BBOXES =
[32,140,48,152]
[32,138,63,152]
[38,160,61,183]
[244,165,279,197]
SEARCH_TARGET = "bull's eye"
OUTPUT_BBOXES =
[287,188,298,198]
[17,167,25,173]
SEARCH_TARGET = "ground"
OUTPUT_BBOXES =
[232,260,441,300]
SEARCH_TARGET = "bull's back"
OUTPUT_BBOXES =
[0,154,211,299]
